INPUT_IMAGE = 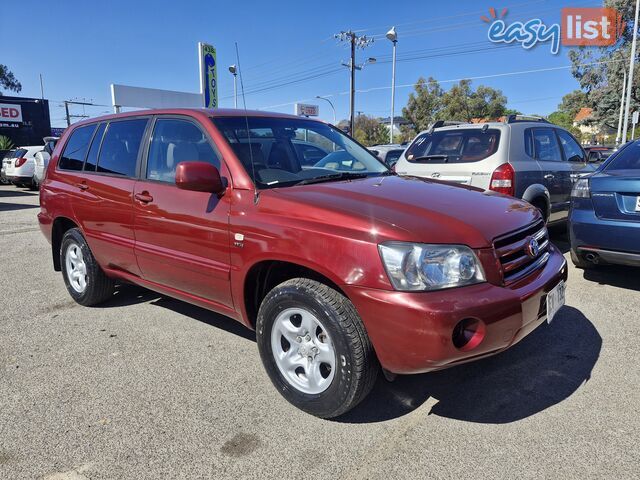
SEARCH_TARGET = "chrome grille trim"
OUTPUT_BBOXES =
[493,220,550,284]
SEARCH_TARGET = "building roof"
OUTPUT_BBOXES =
[574,107,593,122]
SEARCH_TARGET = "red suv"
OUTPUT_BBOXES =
[38,109,568,418]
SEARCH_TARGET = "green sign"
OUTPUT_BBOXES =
[200,43,218,108]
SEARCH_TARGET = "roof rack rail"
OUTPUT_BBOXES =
[506,114,549,124]
[428,120,468,132]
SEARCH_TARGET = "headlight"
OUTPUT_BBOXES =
[378,242,485,291]
[571,178,590,198]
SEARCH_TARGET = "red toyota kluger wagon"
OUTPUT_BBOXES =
[39,109,568,418]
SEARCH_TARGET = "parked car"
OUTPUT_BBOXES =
[394,116,599,224]
[368,144,405,168]
[33,136,59,189]
[39,109,567,418]
[584,145,614,163]
[569,140,640,269]
[4,145,43,189]
[1,149,15,184]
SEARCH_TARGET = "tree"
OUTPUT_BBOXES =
[548,111,582,137]
[401,76,444,136]
[558,90,590,118]
[438,80,507,122]
[568,0,636,130]
[0,65,21,94]
[353,114,388,146]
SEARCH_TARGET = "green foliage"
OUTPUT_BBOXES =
[504,108,522,116]
[569,0,637,128]
[558,90,590,119]
[547,111,582,137]
[0,65,21,94]
[401,77,508,132]
[0,135,14,150]
[353,114,388,147]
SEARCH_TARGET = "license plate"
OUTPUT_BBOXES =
[635,196,640,212]
[546,280,565,323]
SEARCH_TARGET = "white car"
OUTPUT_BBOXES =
[33,137,58,188]
[4,146,42,189]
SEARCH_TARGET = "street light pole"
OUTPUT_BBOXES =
[622,0,640,143]
[229,65,238,108]
[316,95,336,124]
[386,27,398,144]
[616,69,627,145]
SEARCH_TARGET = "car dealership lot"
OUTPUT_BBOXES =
[0,184,638,480]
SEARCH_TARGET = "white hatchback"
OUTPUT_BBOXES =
[4,146,43,188]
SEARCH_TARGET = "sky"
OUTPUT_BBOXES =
[3,0,603,127]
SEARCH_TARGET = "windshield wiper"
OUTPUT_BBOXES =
[296,171,369,186]
[411,154,449,163]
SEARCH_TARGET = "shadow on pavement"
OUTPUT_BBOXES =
[582,265,640,292]
[0,202,39,212]
[100,284,256,341]
[548,223,569,253]
[339,306,600,424]
[0,189,37,197]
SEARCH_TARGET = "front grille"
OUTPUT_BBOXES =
[494,220,549,284]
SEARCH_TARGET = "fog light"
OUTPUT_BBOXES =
[452,318,486,351]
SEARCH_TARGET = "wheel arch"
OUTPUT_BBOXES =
[522,184,551,221]
[242,259,348,329]
[51,216,80,271]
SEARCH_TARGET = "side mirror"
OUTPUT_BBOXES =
[175,161,225,194]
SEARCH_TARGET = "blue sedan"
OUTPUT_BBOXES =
[569,141,640,268]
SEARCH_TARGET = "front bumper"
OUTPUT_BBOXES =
[345,244,568,374]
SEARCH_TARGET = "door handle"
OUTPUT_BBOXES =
[570,174,580,179]
[544,174,555,180]
[76,182,89,191]
[134,192,153,203]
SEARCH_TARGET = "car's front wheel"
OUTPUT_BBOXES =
[60,228,115,306]
[256,278,378,418]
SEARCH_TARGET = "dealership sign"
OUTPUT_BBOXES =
[199,42,218,108]
[295,103,319,117]
[0,103,23,123]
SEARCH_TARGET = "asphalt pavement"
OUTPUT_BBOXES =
[0,184,638,479]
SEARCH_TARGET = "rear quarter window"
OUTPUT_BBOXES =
[58,124,97,171]
[405,129,500,163]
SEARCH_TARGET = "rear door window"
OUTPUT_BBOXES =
[528,128,563,162]
[405,129,500,163]
[146,118,220,182]
[84,123,107,172]
[58,124,97,171]
[96,119,148,177]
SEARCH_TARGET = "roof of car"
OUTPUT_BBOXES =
[70,108,307,129]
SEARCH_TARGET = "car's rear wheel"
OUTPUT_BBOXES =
[60,228,115,306]
[30,175,39,190]
[256,278,378,418]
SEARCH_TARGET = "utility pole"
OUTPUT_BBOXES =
[386,27,398,144]
[335,31,374,134]
[616,69,627,145]
[622,0,640,143]
[64,100,93,127]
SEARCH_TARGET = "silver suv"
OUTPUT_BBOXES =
[394,116,599,223]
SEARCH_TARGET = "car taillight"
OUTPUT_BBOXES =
[15,157,28,168]
[489,163,515,197]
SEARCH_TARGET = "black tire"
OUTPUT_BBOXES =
[256,278,379,418]
[30,175,39,191]
[60,228,115,306]
[570,249,595,270]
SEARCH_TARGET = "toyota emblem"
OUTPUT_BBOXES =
[525,237,540,258]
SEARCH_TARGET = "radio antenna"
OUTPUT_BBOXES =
[234,42,259,204]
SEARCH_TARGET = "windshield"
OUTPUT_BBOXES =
[405,128,500,164]
[212,116,387,188]
[603,141,640,172]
